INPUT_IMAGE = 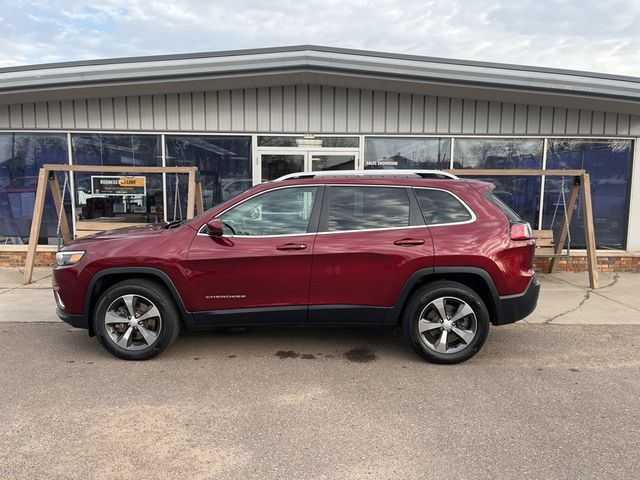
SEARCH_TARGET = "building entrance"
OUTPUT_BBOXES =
[258,151,358,181]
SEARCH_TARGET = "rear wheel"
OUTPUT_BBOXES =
[93,279,180,360]
[402,281,489,364]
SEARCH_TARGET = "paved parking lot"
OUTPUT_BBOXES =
[1,268,639,479]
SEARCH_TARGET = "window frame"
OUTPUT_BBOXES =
[197,184,324,238]
[317,184,424,234]
[411,187,477,227]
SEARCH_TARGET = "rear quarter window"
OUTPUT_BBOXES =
[483,191,523,223]
[414,188,473,225]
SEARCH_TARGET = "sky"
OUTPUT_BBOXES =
[1,0,640,76]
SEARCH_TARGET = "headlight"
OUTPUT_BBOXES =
[55,250,85,266]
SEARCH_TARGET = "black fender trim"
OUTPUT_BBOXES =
[84,267,194,334]
[433,266,503,324]
[386,266,435,324]
[386,266,505,325]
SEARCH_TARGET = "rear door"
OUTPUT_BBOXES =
[308,185,434,324]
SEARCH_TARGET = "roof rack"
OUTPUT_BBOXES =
[274,169,459,181]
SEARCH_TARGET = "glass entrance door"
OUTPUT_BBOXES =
[260,153,306,181]
[258,151,359,182]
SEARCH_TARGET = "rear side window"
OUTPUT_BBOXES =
[484,191,523,223]
[327,186,410,231]
[414,189,473,225]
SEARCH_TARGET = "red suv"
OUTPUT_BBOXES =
[53,170,539,363]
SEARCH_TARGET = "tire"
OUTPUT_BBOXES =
[93,279,181,360]
[402,280,490,364]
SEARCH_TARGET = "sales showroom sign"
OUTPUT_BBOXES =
[91,176,146,195]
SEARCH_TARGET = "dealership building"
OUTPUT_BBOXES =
[0,46,639,268]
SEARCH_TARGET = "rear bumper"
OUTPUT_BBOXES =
[56,307,89,330]
[494,276,540,325]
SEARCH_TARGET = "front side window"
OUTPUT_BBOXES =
[415,189,473,225]
[219,186,317,236]
[326,186,410,232]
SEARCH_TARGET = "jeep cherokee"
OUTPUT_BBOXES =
[53,170,540,363]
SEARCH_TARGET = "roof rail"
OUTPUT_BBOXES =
[274,169,459,181]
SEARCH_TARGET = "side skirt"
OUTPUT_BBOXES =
[189,305,394,329]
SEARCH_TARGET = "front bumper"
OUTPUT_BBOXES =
[494,276,540,325]
[56,307,89,330]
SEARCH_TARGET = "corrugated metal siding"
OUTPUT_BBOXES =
[1,84,639,136]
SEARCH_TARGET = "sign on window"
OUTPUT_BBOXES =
[91,176,146,196]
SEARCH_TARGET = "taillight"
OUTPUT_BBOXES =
[510,222,533,240]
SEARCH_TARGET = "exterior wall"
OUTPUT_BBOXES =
[1,85,639,136]
[0,83,638,256]
[3,250,640,273]
[534,254,640,273]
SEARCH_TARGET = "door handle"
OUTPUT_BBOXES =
[393,238,425,246]
[277,243,307,251]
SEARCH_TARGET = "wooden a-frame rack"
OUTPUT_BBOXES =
[23,164,204,285]
[23,166,599,289]
[447,169,599,289]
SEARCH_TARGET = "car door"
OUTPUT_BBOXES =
[308,184,434,324]
[186,185,323,326]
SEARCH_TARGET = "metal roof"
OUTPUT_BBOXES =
[2,45,639,83]
[1,45,639,112]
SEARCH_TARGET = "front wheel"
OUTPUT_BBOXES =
[402,281,490,364]
[93,279,181,360]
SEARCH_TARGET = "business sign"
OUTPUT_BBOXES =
[91,176,146,196]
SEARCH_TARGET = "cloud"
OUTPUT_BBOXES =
[1,0,639,76]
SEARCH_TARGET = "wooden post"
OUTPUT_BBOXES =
[23,168,50,285]
[48,172,72,244]
[195,180,204,215]
[581,174,600,289]
[549,176,580,273]
[186,169,196,219]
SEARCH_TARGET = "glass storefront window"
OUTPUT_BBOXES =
[72,134,163,224]
[542,139,633,249]
[166,136,252,219]
[453,138,544,227]
[0,134,70,245]
[364,137,450,170]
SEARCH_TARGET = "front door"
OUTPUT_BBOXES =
[260,153,306,181]
[186,185,322,326]
[259,152,358,182]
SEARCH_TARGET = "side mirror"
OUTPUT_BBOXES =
[206,218,224,237]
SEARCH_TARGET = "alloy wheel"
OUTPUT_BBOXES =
[104,294,162,351]
[417,296,477,354]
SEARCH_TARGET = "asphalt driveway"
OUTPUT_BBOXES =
[0,321,639,479]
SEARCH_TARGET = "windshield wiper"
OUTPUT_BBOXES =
[164,219,187,229]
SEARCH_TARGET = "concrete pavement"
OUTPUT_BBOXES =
[1,267,639,325]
